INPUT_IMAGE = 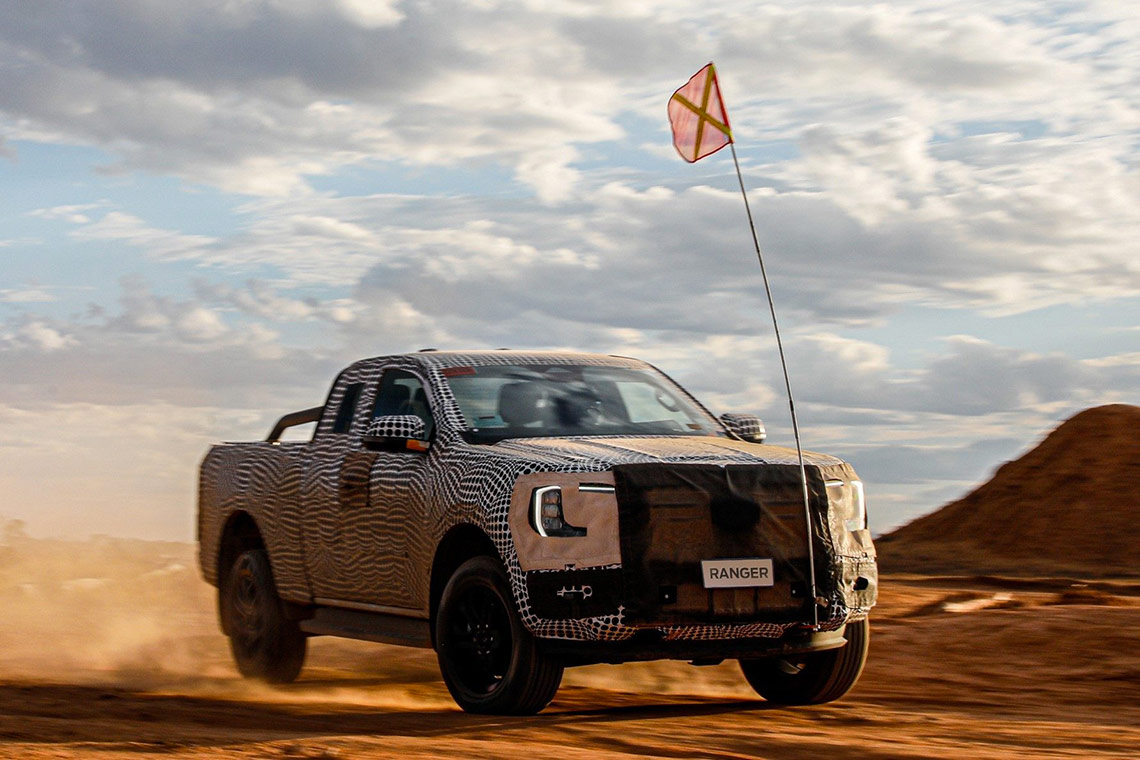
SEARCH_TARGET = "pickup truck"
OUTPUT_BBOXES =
[198,350,877,714]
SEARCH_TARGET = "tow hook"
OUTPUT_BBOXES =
[557,585,593,601]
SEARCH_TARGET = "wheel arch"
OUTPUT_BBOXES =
[216,510,266,635]
[429,523,500,646]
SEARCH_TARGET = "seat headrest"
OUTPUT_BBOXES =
[498,382,543,426]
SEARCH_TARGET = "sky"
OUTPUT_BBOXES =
[1,0,1138,541]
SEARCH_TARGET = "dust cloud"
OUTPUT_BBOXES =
[0,520,747,701]
[0,523,462,709]
[0,521,220,686]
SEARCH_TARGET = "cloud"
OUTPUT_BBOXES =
[31,147,1128,338]
[27,203,106,224]
[514,147,582,205]
[69,212,217,260]
[832,436,1026,488]
[797,118,937,227]
[7,321,75,352]
[335,0,404,29]
[0,277,338,408]
[0,0,623,198]
[719,7,1044,91]
[0,288,57,304]
[174,306,228,343]
[915,336,1091,415]
[198,163,1133,329]
[4,0,1129,206]
[288,215,376,242]
[784,332,1139,418]
[192,278,360,324]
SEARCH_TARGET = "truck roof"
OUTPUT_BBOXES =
[345,350,653,374]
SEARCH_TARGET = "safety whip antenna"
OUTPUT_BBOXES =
[668,62,819,627]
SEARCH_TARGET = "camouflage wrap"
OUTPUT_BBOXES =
[198,350,877,644]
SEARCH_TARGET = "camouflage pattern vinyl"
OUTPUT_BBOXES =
[199,351,872,643]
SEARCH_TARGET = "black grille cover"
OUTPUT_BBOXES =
[612,462,834,626]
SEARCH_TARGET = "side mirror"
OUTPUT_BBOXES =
[363,415,430,452]
[720,413,766,444]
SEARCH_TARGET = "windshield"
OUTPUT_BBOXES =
[442,364,725,443]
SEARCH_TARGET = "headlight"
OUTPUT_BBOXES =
[826,479,867,532]
[847,480,867,532]
[530,486,587,538]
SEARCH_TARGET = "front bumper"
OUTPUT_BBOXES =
[516,461,877,643]
[538,623,851,666]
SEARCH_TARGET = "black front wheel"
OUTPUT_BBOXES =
[739,618,870,705]
[435,556,563,714]
[221,549,307,684]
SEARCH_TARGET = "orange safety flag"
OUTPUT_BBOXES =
[668,62,733,163]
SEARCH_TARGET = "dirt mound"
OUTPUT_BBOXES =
[878,404,1140,577]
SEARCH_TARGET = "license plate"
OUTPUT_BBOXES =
[701,558,775,588]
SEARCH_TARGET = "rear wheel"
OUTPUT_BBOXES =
[739,618,869,705]
[221,549,307,684]
[435,556,563,714]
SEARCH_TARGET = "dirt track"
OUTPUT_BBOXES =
[0,536,1137,759]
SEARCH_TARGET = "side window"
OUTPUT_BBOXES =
[332,382,364,434]
[372,369,435,440]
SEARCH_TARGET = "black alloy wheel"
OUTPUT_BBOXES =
[450,584,514,694]
[435,556,563,714]
[222,549,307,684]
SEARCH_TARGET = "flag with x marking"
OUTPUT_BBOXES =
[668,63,733,163]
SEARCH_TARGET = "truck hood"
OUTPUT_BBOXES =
[488,435,844,470]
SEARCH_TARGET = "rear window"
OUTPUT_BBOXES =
[332,382,364,434]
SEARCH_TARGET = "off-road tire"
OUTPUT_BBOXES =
[222,549,307,684]
[435,555,563,714]
[739,618,870,705]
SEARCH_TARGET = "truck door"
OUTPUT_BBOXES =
[303,366,435,611]
[345,367,435,610]
[300,372,371,601]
